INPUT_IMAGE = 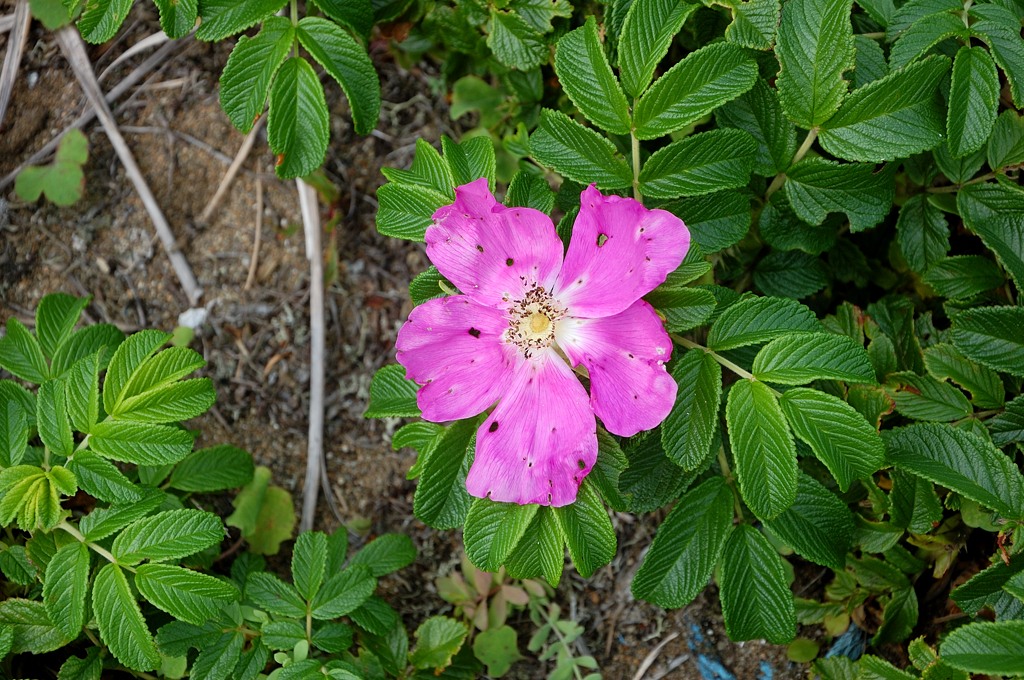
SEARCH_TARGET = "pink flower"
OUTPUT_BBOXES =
[396,179,690,507]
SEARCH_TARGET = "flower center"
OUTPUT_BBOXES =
[505,286,565,358]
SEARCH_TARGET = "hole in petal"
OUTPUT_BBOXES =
[577,459,586,470]
[506,257,514,266]
[476,244,484,252]
[489,421,499,433]
[597,233,608,247]
[468,327,481,338]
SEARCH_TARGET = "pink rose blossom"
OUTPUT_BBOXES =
[396,179,690,507]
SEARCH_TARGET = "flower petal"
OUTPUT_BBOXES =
[554,184,689,318]
[467,349,597,507]
[556,301,676,437]
[426,178,564,307]
[396,295,518,422]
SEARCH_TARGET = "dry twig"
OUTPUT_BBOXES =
[198,116,265,225]
[0,14,17,34]
[0,0,30,128]
[245,178,263,290]
[631,632,680,680]
[55,26,203,305]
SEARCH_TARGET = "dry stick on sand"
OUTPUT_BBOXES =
[245,177,263,290]
[0,36,187,191]
[0,0,31,128]
[0,14,19,35]
[297,178,326,532]
[56,26,203,305]
[198,116,266,226]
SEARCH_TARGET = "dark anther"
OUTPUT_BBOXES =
[468,327,481,338]
[476,244,484,252]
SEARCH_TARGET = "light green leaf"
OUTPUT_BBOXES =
[780,388,885,491]
[57,646,104,680]
[631,477,734,607]
[245,572,306,617]
[375,182,450,241]
[662,349,722,470]
[410,617,468,671]
[43,541,89,639]
[896,194,949,273]
[292,531,328,601]
[726,379,798,519]
[114,378,216,424]
[950,306,1024,378]
[783,158,894,232]
[529,109,632,189]
[79,490,165,542]
[50,323,124,377]
[753,333,875,385]
[112,509,224,564]
[775,0,854,128]
[102,330,171,415]
[707,296,820,351]
[310,565,376,619]
[195,0,288,41]
[618,0,699,97]
[957,182,1024,292]
[0,598,68,654]
[267,57,330,179]
[381,139,455,198]
[725,0,782,50]
[153,0,198,38]
[296,17,380,136]
[169,445,255,492]
[633,42,758,140]
[891,371,972,422]
[36,293,88,360]
[763,474,854,569]
[554,17,631,135]
[349,533,417,577]
[884,423,1024,519]
[464,500,537,572]
[93,563,160,671]
[818,56,949,162]
[716,78,797,176]
[511,0,572,31]
[988,110,1024,172]
[473,625,522,678]
[947,46,999,158]
[37,380,73,458]
[89,421,194,466]
[365,364,421,418]
[941,621,1024,676]
[441,135,497,189]
[0,318,49,384]
[219,17,294,133]
[77,0,132,43]
[503,506,565,587]
[719,525,796,643]
[135,564,239,626]
[67,451,143,504]
[487,9,546,70]
[639,129,757,199]
[553,482,615,578]
[0,400,28,468]
[65,352,100,433]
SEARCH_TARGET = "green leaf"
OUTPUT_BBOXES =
[665,192,752,253]
[0,400,28,468]
[473,625,522,678]
[37,380,73,458]
[57,647,104,680]
[947,46,999,158]
[759,194,838,255]
[0,598,68,654]
[988,110,1024,172]
[364,364,421,418]
[554,17,631,135]
[707,296,820,351]
[873,586,918,645]
[65,352,100,433]
[89,421,194,466]
[310,565,377,619]
[896,194,949,273]
[410,617,468,671]
[957,182,1024,292]
[80,491,165,541]
[662,349,722,470]
[753,333,875,385]
[645,287,716,332]
[950,306,1024,378]
[889,469,942,533]
[503,507,565,587]
[93,563,160,671]
[413,419,476,529]
[783,158,894,232]
[0,318,49,384]
[505,171,555,214]
[292,531,328,600]
[716,78,797,176]
[724,0,782,50]
[310,0,373,36]
[619,430,701,513]
[511,0,571,32]
[268,57,330,179]
[195,0,288,41]
[851,34,888,88]
[296,17,380,136]
[67,451,143,504]
[375,182,450,241]
[36,294,88,360]
[349,533,417,577]
[464,500,537,572]
[441,136,497,189]
[529,109,632,189]
[990,394,1024,447]
[892,371,972,422]
[192,630,245,680]
[884,423,1024,519]
[952,559,1024,615]
[382,139,455,197]
[940,621,1024,676]
[888,7,966,70]
[77,0,132,42]
[153,0,198,38]
[553,482,615,578]
[112,509,224,564]
[631,477,734,607]
[753,249,829,298]
[763,474,854,569]
[135,564,239,626]
[639,129,757,199]
[969,3,1024,107]
[114,379,216,424]
[923,255,1004,299]
[726,379,798,519]
[780,388,884,491]
[618,0,699,97]
[487,9,546,70]
[226,466,296,555]
[29,0,71,29]
[169,445,255,492]
[43,541,89,639]
[818,56,949,162]
[219,17,294,133]
[348,596,397,636]
[775,0,854,128]
[51,323,124,377]
[633,42,758,140]
[102,330,170,415]
[245,572,306,618]
[719,525,796,643]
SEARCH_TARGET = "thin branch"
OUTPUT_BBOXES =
[245,177,263,290]
[631,632,680,680]
[0,0,31,128]
[198,116,266,225]
[56,26,203,305]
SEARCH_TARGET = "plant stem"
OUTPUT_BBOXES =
[673,335,782,397]
[57,520,131,571]
[532,600,585,680]
[859,31,885,39]
[631,126,642,201]
[765,128,819,199]
[927,171,997,192]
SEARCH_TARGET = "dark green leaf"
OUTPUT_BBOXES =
[716,78,797,176]
[708,296,820,351]
[311,565,376,619]
[554,17,631,135]
[93,563,159,671]
[784,159,894,232]
[896,194,949,273]
[464,500,538,572]
[950,306,1024,378]
[957,182,1024,292]
[349,533,417,576]
[169,445,255,492]
[487,9,546,70]
[267,57,330,179]
[753,249,829,298]
[43,541,89,639]
[941,621,1024,676]
[662,349,722,470]
[219,17,294,133]
[947,46,999,158]
[639,129,757,199]
[195,0,288,41]
[719,525,796,643]
[553,482,615,578]
[618,0,699,97]
[529,109,632,189]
